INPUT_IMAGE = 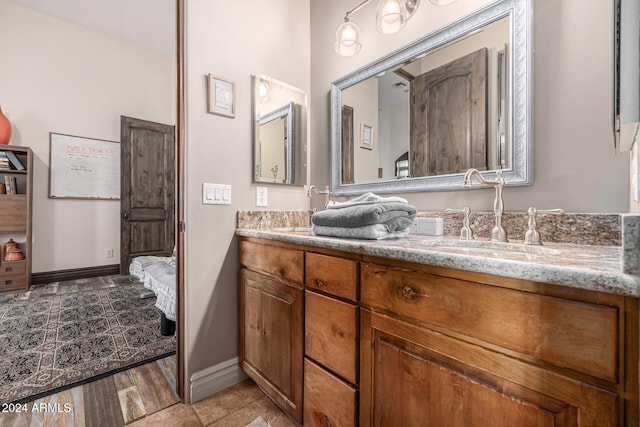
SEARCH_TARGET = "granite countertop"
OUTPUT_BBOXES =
[236,228,640,297]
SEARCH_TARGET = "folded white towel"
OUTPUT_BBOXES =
[327,192,408,209]
[313,224,410,240]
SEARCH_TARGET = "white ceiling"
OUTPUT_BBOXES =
[6,0,175,55]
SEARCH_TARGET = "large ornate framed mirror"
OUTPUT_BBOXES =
[253,74,307,186]
[331,0,533,196]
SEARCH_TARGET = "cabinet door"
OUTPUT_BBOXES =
[360,310,617,427]
[239,268,303,424]
[304,358,357,427]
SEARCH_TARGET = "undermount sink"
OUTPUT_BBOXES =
[420,239,561,256]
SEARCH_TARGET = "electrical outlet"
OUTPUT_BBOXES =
[106,249,114,258]
[256,186,268,207]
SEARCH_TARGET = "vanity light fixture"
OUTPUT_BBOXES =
[335,0,455,56]
[335,15,363,56]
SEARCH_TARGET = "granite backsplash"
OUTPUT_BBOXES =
[237,210,622,247]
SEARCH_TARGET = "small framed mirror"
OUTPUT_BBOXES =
[253,74,307,186]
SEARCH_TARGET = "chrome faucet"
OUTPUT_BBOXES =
[445,207,474,240]
[307,185,331,208]
[463,169,507,242]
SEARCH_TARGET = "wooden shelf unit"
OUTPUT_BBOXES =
[0,145,33,292]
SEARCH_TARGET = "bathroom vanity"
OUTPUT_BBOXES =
[237,226,639,426]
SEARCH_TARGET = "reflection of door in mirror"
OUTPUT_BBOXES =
[410,48,488,176]
[342,105,354,184]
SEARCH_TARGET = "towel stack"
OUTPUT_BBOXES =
[311,192,416,240]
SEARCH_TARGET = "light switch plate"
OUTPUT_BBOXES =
[256,186,268,207]
[203,183,231,205]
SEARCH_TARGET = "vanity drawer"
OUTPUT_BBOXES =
[361,262,619,382]
[304,358,357,427]
[239,240,304,285]
[305,290,358,384]
[305,253,358,301]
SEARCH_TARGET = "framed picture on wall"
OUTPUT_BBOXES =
[360,123,373,150]
[208,74,236,118]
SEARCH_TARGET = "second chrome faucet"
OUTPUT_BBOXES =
[462,168,507,242]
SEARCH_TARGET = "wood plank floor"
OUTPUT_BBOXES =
[0,355,294,427]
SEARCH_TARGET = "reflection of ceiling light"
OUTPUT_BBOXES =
[258,81,271,103]
[335,0,454,56]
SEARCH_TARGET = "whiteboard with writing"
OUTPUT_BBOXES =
[49,133,120,199]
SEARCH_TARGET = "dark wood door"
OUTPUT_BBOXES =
[120,116,175,273]
[410,48,488,176]
[342,105,355,184]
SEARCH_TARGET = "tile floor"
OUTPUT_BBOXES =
[133,379,295,427]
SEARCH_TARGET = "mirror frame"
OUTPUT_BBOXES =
[330,0,533,196]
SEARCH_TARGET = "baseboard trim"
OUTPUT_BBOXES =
[190,357,247,403]
[32,264,120,285]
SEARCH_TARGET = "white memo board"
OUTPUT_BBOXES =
[49,133,121,199]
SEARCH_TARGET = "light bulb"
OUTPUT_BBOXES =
[376,0,407,34]
[335,20,362,56]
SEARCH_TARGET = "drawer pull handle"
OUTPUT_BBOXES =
[315,279,324,288]
[4,280,12,285]
[401,285,429,300]
[402,286,414,299]
[5,267,12,272]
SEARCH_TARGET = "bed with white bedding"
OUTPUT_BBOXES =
[129,255,176,335]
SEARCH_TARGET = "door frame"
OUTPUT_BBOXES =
[175,0,185,401]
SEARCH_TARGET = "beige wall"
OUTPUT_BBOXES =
[0,1,174,272]
[343,78,379,182]
[182,0,310,399]
[310,0,629,213]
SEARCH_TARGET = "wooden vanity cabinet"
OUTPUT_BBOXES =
[303,252,359,427]
[239,239,304,424]
[359,261,636,427]
[238,237,638,426]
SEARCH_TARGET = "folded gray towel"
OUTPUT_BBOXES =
[312,202,416,228]
[313,216,414,240]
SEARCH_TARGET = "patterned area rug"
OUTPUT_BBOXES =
[0,278,176,404]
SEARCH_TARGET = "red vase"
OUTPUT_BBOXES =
[0,106,12,145]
